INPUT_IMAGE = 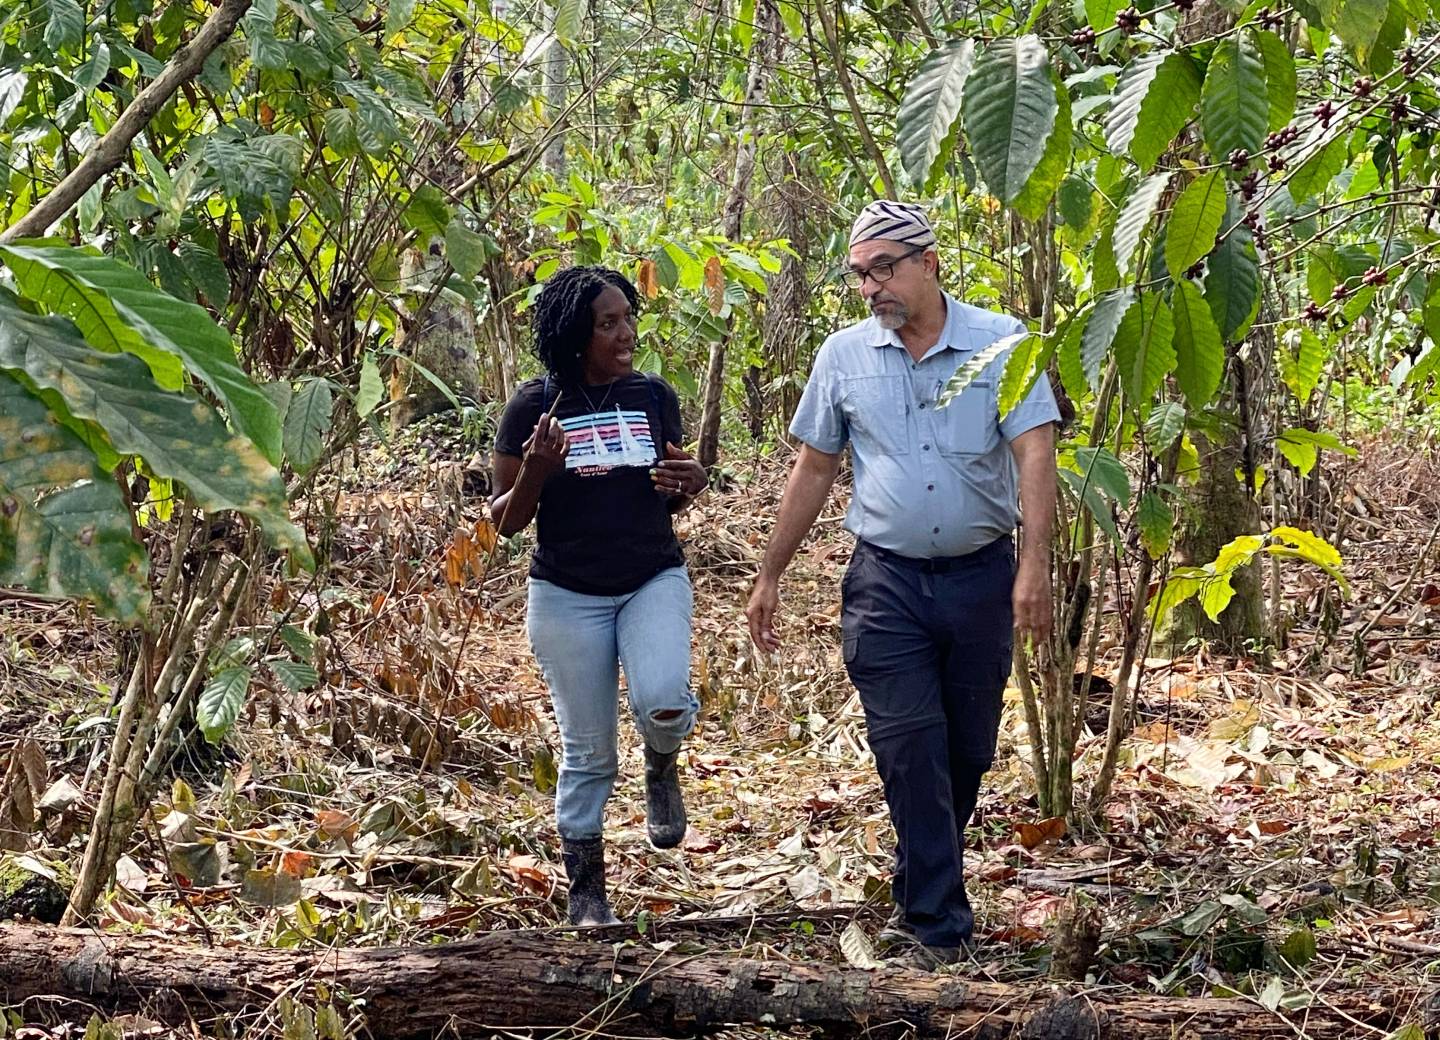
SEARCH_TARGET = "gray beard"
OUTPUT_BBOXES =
[873,304,909,330]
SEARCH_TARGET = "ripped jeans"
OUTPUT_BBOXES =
[527,566,699,839]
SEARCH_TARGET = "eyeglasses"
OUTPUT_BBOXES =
[840,245,926,289]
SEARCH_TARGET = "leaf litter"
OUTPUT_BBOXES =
[2,418,1440,1037]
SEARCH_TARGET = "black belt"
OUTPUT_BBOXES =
[856,535,1012,573]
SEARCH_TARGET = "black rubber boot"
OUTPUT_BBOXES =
[561,837,620,926]
[643,746,687,849]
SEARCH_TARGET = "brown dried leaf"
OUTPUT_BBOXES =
[703,256,725,315]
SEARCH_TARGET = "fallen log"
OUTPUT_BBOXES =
[1,922,1434,1039]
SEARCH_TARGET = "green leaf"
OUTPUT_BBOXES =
[444,220,486,281]
[1104,51,1202,173]
[1058,315,1089,402]
[270,658,319,693]
[385,0,416,35]
[550,0,584,42]
[897,39,976,188]
[1011,75,1072,221]
[999,326,1058,417]
[1278,927,1317,968]
[962,35,1060,205]
[75,41,112,91]
[0,298,310,565]
[1113,172,1170,280]
[0,245,283,465]
[1137,490,1174,559]
[402,186,452,240]
[1145,400,1186,451]
[0,371,148,624]
[284,378,333,476]
[1289,135,1347,202]
[0,71,26,126]
[198,667,252,744]
[1172,277,1226,408]
[1084,0,1124,32]
[1382,1025,1425,1040]
[1057,175,1093,229]
[1316,0,1388,59]
[1165,172,1227,279]
[177,242,232,311]
[356,353,383,418]
[44,0,84,50]
[938,334,1022,407]
[1276,428,1355,477]
[1081,288,1135,387]
[1250,29,1296,131]
[1112,292,1176,403]
[1059,467,1120,543]
[1205,197,1260,342]
[1277,327,1329,402]
[1267,525,1347,589]
[1073,446,1130,501]
[1201,36,1269,160]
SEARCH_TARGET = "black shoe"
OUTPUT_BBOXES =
[561,837,621,926]
[643,746,687,849]
[887,938,973,971]
[877,904,915,947]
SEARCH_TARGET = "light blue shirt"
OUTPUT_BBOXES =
[789,293,1060,558]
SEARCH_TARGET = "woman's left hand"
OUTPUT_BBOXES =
[651,442,707,498]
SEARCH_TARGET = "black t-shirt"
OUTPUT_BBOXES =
[494,373,685,596]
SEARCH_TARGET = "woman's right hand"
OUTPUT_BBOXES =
[526,417,569,470]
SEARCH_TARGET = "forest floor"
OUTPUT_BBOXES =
[3,414,1440,1037]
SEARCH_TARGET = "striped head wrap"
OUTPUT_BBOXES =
[849,200,937,249]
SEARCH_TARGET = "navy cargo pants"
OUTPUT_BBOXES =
[841,536,1014,948]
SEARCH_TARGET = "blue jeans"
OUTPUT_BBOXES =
[527,566,699,840]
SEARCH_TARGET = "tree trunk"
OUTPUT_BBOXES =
[541,5,569,177]
[1,923,1431,1039]
[697,0,777,469]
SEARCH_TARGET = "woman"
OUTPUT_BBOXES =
[489,265,708,925]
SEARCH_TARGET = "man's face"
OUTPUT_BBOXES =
[846,239,935,330]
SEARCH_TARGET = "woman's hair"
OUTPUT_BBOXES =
[531,265,639,385]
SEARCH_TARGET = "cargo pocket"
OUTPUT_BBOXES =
[936,378,998,457]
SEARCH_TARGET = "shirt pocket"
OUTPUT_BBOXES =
[935,377,999,457]
[841,375,909,456]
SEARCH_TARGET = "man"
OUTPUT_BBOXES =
[745,200,1059,967]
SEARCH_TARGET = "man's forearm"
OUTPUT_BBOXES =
[1012,425,1056,570]
[758,447,841,583]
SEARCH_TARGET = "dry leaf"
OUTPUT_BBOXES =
[839,921,884,969]
[1015,816,1066,849]
[703,256,725,315]
[636,258,659,299]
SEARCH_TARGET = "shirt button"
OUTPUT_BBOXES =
[933,526,940,534]
[919,402,927,409]
[923,444,931,451]
[927,484,935,491]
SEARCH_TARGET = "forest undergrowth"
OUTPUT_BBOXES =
[3,416,1440,1037]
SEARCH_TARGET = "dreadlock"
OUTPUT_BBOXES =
[531,265,639,386]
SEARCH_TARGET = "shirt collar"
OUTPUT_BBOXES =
[867,292,972,361]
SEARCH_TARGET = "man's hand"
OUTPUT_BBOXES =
[745,577,782,652]
[652,442,707,498]
[1012,559,1052,647]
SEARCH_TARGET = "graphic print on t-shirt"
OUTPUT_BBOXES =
[562,406,658,475]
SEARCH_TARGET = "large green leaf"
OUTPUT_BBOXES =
[1172,277,1225,407]
[1081,288,1135,387]
[1200,36,1268,160]
[44,0,84,51]
[938,334,1022,407]
[1250,29,1296,132]
[1164,171,1227,279]
[962,35,1060,205]
[551,0,585,41]
[1316,0,1388,59]
[0,299,311,565]
[1278,327,1329,403]
[897,39,976,188]
[1104,51,1202,173]
[0,246,283,465]
[1112,292,1176,403]
[0,371,148,624]
[1073,446,1131,502]
[1113,172,1171,280]
[998,326,1059,417]
[1137,490,1174,559]
[1084,0,1124,32]
[1011,76,1072,221]
[198,666,252,744]
[283,378,334,475]
[1204,197,1261,342]
[0,71,26,126]
[356,353,384,418]
[1288,134,1347,202]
